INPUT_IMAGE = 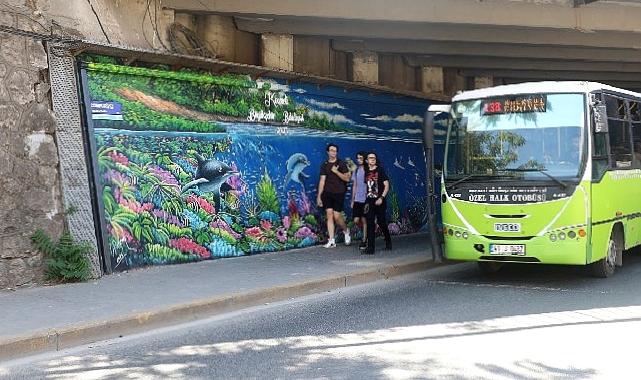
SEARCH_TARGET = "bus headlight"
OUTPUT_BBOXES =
[550,234,557,242]
[455,231,462,238]
[558,232,566,240]
[462,232,469,239]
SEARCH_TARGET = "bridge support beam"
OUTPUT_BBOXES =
[420,66,444,95]
[261,33,294,71]
[352,51,378,85]
[474,76,493,89]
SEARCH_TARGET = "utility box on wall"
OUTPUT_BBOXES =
[79,56,445,272]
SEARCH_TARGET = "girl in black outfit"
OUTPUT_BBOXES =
[363,152,392,255]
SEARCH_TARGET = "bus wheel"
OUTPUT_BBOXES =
[478,261,503,275]
[592,234,618,278]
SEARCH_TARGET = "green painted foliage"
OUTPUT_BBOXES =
[144,244,199,264]
[389,187,400,222]
[304,214,318,227]
[256,171,280,214]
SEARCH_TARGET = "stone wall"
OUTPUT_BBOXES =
[0,4,64,288]
[0,0,178,288]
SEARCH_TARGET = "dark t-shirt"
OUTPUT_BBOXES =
[365,166,389,199]
[320,159,348,194]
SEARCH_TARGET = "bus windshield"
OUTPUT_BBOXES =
[445,93,585,182]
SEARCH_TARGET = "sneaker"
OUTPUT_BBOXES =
[324,239,336,248]
[358,241,367,250]
[344,232,351,246]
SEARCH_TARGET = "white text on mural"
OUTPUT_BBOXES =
[284,111,304,124]
[247,108,276,122]
[264,91,289,107]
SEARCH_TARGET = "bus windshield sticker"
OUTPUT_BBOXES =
[450,185,570,204]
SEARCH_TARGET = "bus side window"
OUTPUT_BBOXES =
[605,95,633,168]
[631,101,641,165]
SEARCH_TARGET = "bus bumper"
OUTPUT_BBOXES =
[443,234,588,265]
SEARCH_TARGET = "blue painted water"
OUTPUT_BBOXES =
[95,122,433,226]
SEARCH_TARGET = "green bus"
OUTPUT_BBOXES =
[426,81,641,277]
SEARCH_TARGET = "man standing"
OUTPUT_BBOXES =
[363,151,392,255]
[317,143,351,248]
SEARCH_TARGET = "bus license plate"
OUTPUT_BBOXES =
[494,223,521,232]
[489,244,526,255]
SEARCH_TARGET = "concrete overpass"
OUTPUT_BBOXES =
[159,0,641,96]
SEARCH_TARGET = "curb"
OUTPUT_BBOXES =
[0,257,441,361]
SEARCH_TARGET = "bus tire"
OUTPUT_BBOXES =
[478,261,503,275]
[591,233,619,278]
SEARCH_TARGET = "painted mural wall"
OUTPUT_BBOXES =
[81,57,445,271]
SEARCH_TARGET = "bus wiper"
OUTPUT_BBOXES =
[445,174,501,189]
[502,168,567,189]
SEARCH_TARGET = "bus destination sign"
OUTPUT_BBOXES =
[481,95,546,115]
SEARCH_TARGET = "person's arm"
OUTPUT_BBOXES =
[375,180,390,206]
[332,162,351,182]
[381,180,390,199]
[317,175,326,207]
[350,171,357,207]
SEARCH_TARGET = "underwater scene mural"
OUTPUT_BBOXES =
[82,58,445,271]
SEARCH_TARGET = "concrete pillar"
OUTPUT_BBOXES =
[261,33,294,71]
[197,15,236,61]
[379,54,417,91]
[352,51,378,85]
[331,50,349,81]
[444,68,466,97]
[174,12,196,30]
[474,76,494,89]
[156,9,175,50]
[294,36,331,76]
[421,66,444,94]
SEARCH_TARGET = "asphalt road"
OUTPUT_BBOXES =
[5,253,641,379]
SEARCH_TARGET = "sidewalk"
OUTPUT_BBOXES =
[0,233,440,361]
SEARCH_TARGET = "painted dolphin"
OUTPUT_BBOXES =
[393,157,406,170]
[182,154,239,208]
[284,153,311,186]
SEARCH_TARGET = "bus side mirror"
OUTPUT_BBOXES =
[425,104,452,147]
[593,104,608,133]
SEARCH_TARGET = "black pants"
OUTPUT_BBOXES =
[365,198,391,252]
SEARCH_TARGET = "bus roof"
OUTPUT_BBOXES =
[452,81,641,102]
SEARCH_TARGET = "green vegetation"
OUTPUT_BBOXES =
[31,229,92,283]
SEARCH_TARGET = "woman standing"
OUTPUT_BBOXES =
[363,152,392,255]
[350,152,368,250]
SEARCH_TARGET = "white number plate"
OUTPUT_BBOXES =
[494,223,521,232]
[490,244,526,255]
